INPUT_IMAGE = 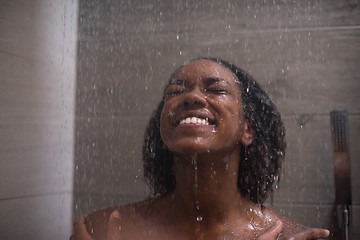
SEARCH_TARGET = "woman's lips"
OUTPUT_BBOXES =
[179,117,210,126]
[173,110,215,126]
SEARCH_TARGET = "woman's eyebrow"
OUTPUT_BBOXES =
[204,77,233,88]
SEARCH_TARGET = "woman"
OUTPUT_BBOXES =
[71,58,330,240]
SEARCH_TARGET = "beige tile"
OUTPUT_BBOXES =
[73,192,147,219]
[0,1,77,240]
[0,193,72,240]
[0,0,78,65]
[0,0,77,200]
[0,52,75,120]
[0,53,74,198]
[0,142,73,199]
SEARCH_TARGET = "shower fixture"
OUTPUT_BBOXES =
[330,110,352,240]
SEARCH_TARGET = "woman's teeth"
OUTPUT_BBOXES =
[179,117,209,125]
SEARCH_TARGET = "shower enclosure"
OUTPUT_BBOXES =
[1,0,359,239]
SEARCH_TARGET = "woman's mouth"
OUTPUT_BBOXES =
[173,110,215,127]
[179,117,210,126]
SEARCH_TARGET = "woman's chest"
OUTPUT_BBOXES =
[117,220,262,240]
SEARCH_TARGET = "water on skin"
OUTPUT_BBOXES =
[168,111,175,118]
[246,207,273,233]
[191,155,202,222]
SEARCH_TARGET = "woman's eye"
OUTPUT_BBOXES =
[206,88,228,94]
[166,86,185,96]
[168,90,184,95]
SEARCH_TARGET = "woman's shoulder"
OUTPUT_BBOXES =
[264,208,329,239]
[278,215,309,238]
[82,201,329,240]
[83,200,149,240]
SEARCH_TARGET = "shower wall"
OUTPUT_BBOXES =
[0,0,77,239]
[75,0,360,238]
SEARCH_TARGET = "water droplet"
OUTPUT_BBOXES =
[196,216,203,221]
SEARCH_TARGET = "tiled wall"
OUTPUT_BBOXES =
[74,0,360,238]
[0,0,77,239]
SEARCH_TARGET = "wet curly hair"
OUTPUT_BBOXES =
[142,57,286,205]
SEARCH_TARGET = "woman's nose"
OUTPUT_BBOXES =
[183,88,207,107]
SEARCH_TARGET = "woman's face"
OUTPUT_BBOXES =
[160,60,249,155]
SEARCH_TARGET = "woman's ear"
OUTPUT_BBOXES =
[240,120,253,146]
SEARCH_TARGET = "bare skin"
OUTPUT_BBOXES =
[71,201,329,240]
[70,60,330,240]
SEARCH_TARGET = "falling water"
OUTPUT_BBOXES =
[72,1,360,239]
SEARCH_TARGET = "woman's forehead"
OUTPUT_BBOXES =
[174,60,236,82]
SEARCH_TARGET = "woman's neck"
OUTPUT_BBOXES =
[170,147,255,225]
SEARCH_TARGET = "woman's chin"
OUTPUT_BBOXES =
[168,142,212,156]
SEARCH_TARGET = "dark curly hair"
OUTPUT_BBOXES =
[143,57,286,205]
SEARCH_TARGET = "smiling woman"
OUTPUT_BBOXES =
[70,58,330,240]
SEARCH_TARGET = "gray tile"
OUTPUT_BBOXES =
[73,115,150,217]
[78,0,360,40]
[74,0,360,234]
[273,116,360,205]
[270,204,360,239]
[76,38,169,118]
[76,28,360,119]
[273,117,335,204]
[349,205,360,239]
[74,116,149,197]
[272,204,336,228]
[349,117,360,205]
